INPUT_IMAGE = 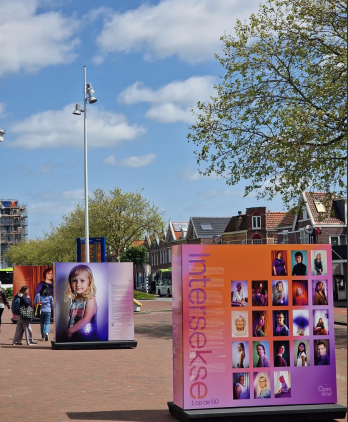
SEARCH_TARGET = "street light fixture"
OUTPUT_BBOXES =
[73,66,97,263]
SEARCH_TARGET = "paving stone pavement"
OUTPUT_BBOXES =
[0,301,346,422]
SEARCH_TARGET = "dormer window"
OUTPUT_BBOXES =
[314,201,326,213]
[302,207,308,220]
[252,212,261,229]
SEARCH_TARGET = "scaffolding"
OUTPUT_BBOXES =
[0,199,28,266]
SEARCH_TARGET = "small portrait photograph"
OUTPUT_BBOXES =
[292,280,308,306]
[291,250,308,276]
[254,372,271,399]
[272,280,288,306]
[253,341,270,368]
[314,339,330,366]
[252,280,268,306]
[273,310,290,336]
[274,371,291,398]
[311,250,328,276]
[252,311,269,337]
[293,340,310,367]
[232,341,249,368]
[312,279,329,306]
[231,280,248,307]
[313,309,329,336]
[233,373,250,400]
[293,309,310,336]
[271,250,288,276]
[273,341,290,367]
[232,311,248,338]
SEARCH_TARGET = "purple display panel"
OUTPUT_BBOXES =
[172,244,337,410]
[55,262,134,343]
[172,245,184,408]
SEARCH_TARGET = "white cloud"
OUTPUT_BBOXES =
[28,201,71,215]
[95,0,259,64]
[181,166,202,181]
[8,104,147,149]
[118,76,216,123]
[0,0,80,76]
[103,153,157,168]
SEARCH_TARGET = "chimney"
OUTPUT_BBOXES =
[235,211,243,230]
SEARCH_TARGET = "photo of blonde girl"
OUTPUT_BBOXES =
[63,264,99,342]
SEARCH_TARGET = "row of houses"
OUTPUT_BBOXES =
[138,192,347,301]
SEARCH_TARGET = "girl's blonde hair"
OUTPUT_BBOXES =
[276,281,284,291]
[64,264,96,302]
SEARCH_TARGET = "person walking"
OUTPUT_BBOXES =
[34,284,53,341]
[0,281,10,332]
[12,285,37,346]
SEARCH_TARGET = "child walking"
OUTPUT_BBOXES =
[64,264,99,342]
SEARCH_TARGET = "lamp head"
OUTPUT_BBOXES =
[73,104,82,115]
[86,83,97,104]
[0,128,5,142]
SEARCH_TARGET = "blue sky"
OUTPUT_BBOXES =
[0,0,285,239]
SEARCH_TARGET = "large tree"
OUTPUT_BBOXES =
[5,188,164,265]
[188,0,347,206]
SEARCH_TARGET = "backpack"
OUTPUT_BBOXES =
[11,296,21,315]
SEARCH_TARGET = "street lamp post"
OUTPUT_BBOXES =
[73,66,97,263]
[0,129,5,268]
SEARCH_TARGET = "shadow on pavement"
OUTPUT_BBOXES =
[334,326,347,348]
[135,324,172,340]
[67,409,175,421]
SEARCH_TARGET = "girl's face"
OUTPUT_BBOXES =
[277,252,282,259]
[24,288,29,296]
[46,270,53,281]
[237,284,242,291]
[299,343,305,352]
[236,317,245,330]
[276,283,283,292]
[317,283,323,291]
[71,270,90,295]
[258,314,265,327]
[279,376,285,382]
[297,287,302,296]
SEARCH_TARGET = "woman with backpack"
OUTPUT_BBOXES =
[12,285,37,345]
[34,284,53,341]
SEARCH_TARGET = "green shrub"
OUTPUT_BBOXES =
[5,287,13,300]
[133,290,156,300]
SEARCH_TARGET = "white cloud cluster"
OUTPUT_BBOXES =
[118,76,216,123]
[0,0,79,76]
[9,104,147,149]
[95,0,259,64]
[103,153,157,168]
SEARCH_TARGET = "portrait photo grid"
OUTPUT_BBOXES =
[231,249,331,401]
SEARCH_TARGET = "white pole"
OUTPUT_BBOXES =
[83,66,89,263]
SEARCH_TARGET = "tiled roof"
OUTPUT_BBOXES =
[131,240,145,247]
[170,222,189,240]
[304,192,345,225]
[276,210,296,229]
[266,212,287,230]
[191,217,231,238]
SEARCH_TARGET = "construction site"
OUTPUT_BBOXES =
[0,199,28,268]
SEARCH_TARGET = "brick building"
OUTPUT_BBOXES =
[221,207,286,244]
[276,192,347,301]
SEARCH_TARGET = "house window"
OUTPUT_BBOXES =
[282,232,289,244]
[274,238,278,244]
[301,208,308,220]
[252,212,261,229]
[168,248,171,263]
[241,240,245,244]
[314,201,326,213]
[252,234,262,244]
[330,235,347,246]
[226,241,231,244]
[299,229,309,244]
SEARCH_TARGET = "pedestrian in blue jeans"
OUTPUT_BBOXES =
[34,284,53,341]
